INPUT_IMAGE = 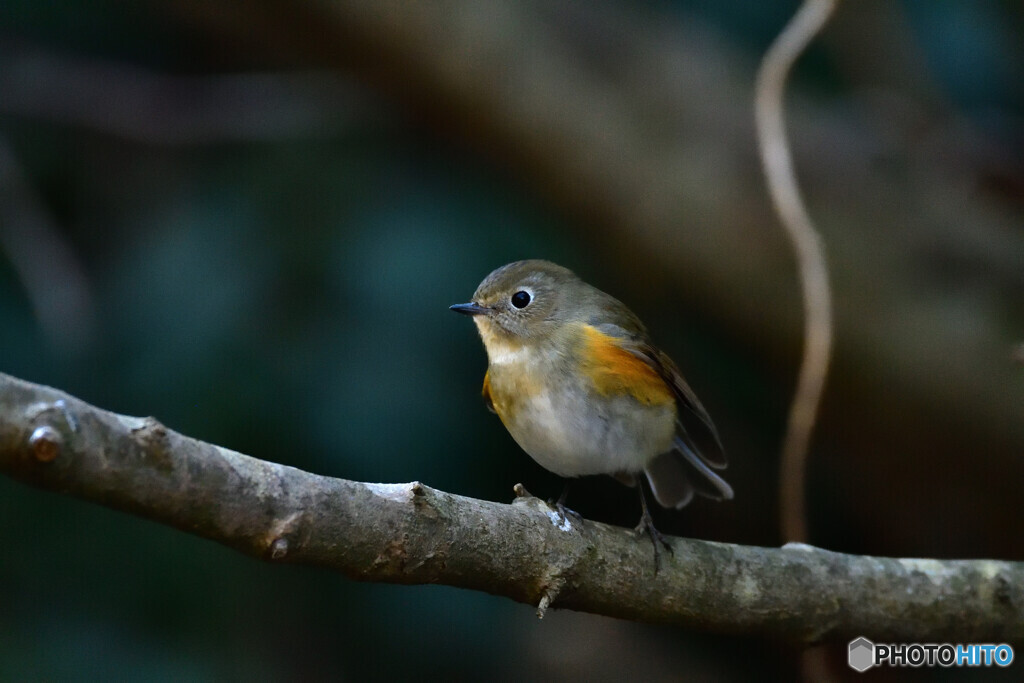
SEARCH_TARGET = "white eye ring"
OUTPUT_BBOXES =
[510,288,533,309]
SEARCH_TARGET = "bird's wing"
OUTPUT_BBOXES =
[594,322,727,469]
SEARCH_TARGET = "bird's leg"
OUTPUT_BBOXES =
[548,481,584,526]
[635,482,673,569]
[555,481,571,508]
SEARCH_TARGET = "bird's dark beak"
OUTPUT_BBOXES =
[449,302,490,316]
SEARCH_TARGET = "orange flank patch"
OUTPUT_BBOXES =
[481,370,495,413]
[579,325,674,406]
[481,366,538,424]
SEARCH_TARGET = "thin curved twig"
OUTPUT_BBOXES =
[755,0,838,544]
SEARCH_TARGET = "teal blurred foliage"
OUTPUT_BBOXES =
[0,0,1021,680]
[0,130,569,678]
[0,95,573,680]
[0,9,581,671]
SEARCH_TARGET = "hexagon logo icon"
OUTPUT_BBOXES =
[848,637,875,672]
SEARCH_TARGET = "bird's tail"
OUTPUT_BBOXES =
[643,436,734,509]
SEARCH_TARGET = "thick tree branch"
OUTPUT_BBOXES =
[1,371,1021,643]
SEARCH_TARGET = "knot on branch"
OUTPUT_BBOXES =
[132,416,168,445]
[263,511,303,561]
[28,425,62,462]
[409,481,439,519]
[23,398,79,465]
[269,537,289,559]
[536,576,566,619]
[131,416,173,472]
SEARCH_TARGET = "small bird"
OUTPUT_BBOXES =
[451,260,732,560]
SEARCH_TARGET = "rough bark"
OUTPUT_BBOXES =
[1,371,1021,643]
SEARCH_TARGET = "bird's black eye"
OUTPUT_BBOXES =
[511,290,531,309]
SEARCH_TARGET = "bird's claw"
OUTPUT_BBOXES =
[549,499,585,528]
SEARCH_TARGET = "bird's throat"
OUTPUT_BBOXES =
[474,318,528,366]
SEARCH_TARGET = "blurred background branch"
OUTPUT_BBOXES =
[0,41,381,145]
[0,137,96,353]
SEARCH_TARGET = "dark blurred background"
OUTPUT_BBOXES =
[1,0,1022,680]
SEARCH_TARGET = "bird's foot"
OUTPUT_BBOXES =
[547,481,584,528]
[635,514,674,571]
[635,485,673,571]
[548,499,585,528]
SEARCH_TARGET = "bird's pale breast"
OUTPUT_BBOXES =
[481,322,677,477]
